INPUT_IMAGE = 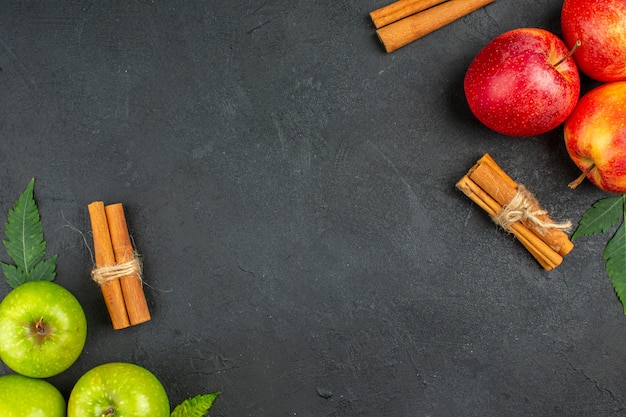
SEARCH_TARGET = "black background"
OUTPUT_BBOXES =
[0,1,623,416]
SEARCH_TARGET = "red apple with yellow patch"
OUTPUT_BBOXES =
[561,0,626,82]
[464,28,580,137]
[565,81,626,193]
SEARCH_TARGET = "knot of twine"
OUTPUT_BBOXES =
[493,185,572,233]
[91,255,142,286]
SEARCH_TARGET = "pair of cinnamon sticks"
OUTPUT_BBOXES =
[88,202,151,329]
[370,0,495,53]
[456,154,573,270]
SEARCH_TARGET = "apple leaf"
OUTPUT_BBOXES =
[572,195,625,240]
[604,215,626,314]
[0,179,57,288]
[27,255,58,282]
[573,194,626,314]
[171,392,221,417]
[1,263,24,289]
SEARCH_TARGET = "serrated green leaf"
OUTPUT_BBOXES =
[0,263,24,288]
[1,178,57,287]
[603,217,626,314]
[27,255,57,282]
[572,195,625,240]
[170,392,221,417]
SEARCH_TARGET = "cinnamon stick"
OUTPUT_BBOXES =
[468,154,574,256]
[370,0,448,29]
[376,0,495,53]
[87,201,131,330]
[105,203,151,326]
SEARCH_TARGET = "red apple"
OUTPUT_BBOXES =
[464,28,580,137]
[561,0,626,82]
[565,81,626,193]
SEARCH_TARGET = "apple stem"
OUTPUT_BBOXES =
[554,40,581,68]
[568,163,594,189]
[35,317,45,335]
[102,406,115,417]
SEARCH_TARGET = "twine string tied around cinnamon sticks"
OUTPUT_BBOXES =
[492,185,572,233]
[91,254,143,286]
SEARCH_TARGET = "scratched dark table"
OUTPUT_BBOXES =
[0,1,622,416]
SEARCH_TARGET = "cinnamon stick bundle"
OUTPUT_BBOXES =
[456,154,573,270]
[88,201,151,329]
[371,0,495,53]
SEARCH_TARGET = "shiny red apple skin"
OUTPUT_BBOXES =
[564,81,626,193]
[561,0,626,82]
[464,28,580,137]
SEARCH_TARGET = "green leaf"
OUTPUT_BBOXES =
[604,216,626,314]
[572,195,625,240]
[27,255,58,282]
[171,392,221,417]
[1,178,57,287]
[0,263,24,289]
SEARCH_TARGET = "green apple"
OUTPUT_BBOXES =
[0,373,66,417]
[68,362,170,417]
[0,281,87,378]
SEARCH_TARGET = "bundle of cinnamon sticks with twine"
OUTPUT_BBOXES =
[370,0,495,53]
[88,202,151,329]
[456,154,573,270]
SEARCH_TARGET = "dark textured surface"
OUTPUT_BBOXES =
[0,1,623,416]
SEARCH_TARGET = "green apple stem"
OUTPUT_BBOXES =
[102,406,115,417]
[568,163,594,189]
[554,40,581,67]
[35,317,46,335]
